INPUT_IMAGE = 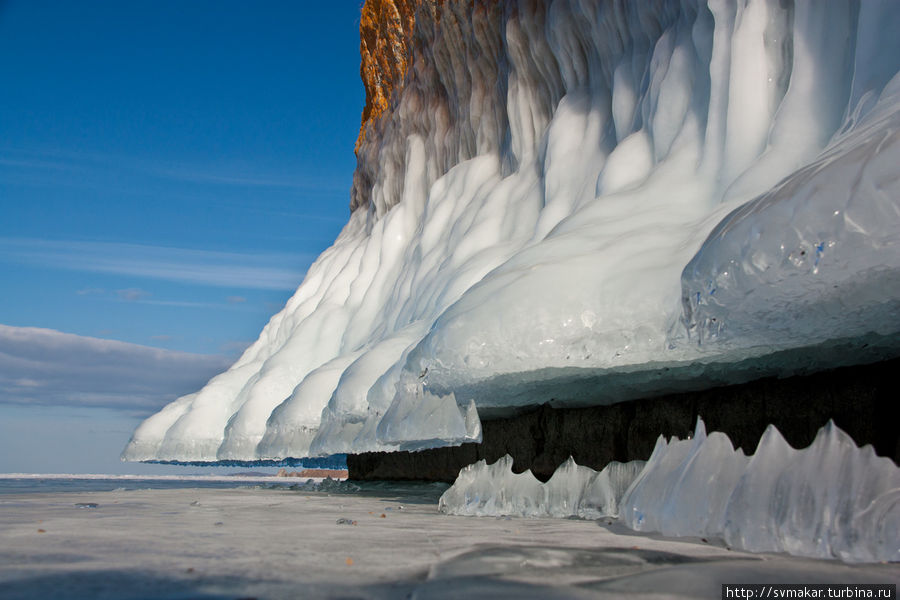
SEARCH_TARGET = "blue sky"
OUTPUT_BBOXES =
[0,1,364,473]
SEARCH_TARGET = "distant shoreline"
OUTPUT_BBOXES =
[0,471,348,482]
[274,467,348,479]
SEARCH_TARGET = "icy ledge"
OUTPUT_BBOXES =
[438,420,900,563]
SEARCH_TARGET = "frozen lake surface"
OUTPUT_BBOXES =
[0,475,307,495]
[1,485,897,599]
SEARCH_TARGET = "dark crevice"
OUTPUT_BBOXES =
[348,357,900,482]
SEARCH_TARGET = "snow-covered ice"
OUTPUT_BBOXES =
[439,420,900,563]
[125,0,900,464]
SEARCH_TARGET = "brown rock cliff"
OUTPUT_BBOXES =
[356,0,429,154]
[352,0,502,213]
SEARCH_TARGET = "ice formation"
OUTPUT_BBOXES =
[125,0,900,463]
[439,420,900,563]
[438,454,644,519]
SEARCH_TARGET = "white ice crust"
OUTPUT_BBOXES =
[439,420,900,563]
[125,0,900,463]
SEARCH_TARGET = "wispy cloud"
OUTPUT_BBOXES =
[0,324,232,415]
[76,287,105,296]
[116,288,151,302]
[241,208,349,223]
[75,287,249,311]
[0,238,311,290]
[150,166,348,193]
[219,339,254,357]
[137,299,233,309]
[0,146,349,196]
[0,155,81,172]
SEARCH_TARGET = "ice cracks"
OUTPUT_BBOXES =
[439,419,900,564]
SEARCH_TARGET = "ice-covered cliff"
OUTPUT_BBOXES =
[124,0,900,464]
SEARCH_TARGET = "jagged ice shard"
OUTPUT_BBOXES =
[439,419,900,563]
[125,0,900,470]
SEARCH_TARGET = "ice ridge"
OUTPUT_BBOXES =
[438,454,645,520]
[440,419,900,563]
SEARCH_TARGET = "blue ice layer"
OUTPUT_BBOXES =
[143,454,348,470]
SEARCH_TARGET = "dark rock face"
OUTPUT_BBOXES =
[348,358,900,482]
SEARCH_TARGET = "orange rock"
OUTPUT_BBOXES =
[356,0,436,153]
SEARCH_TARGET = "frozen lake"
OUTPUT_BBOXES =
[1,485,897,599]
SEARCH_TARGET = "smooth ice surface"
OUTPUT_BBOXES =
[439,420,900,563]
[126,0,900,463]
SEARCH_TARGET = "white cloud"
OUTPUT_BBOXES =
[0,238,311,290]
[0,324,231,415]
